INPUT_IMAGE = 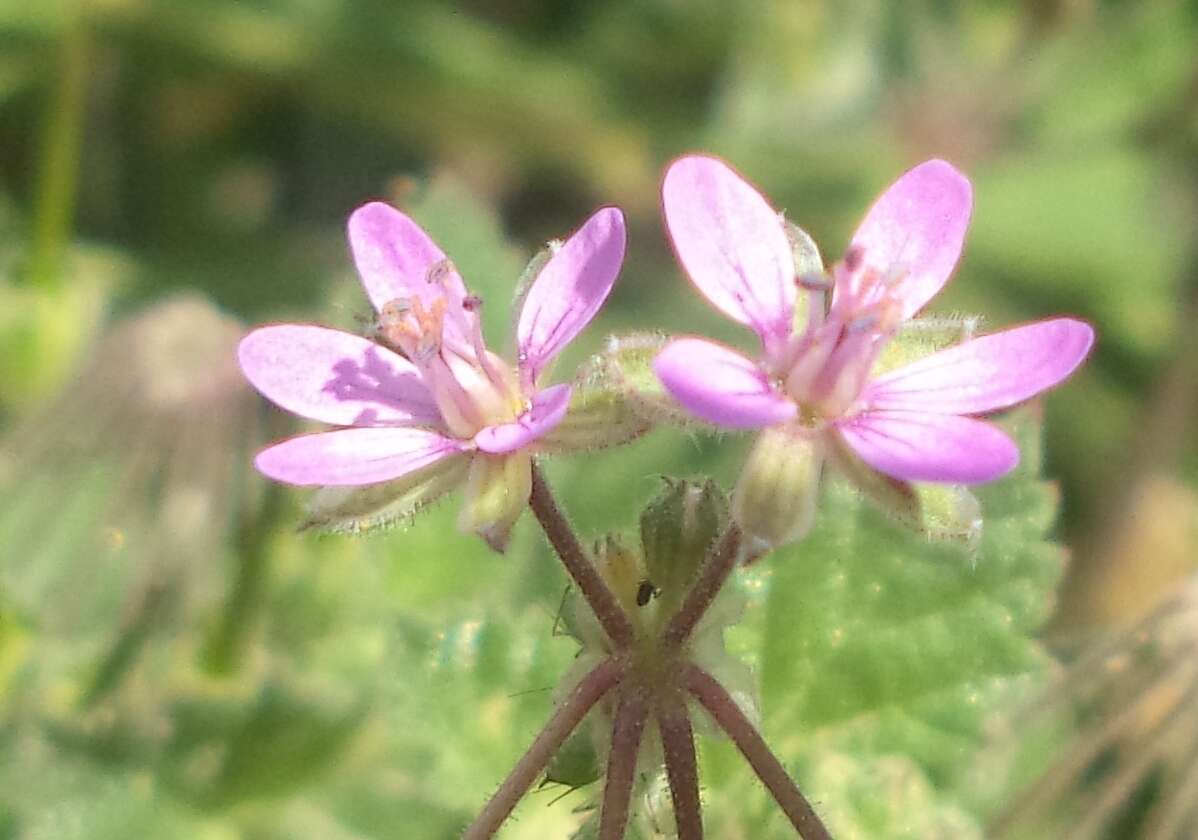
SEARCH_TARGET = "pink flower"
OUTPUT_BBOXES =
[239,202,626,548]
[653,156,1092,540]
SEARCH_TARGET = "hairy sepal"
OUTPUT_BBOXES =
[300,454,469,534]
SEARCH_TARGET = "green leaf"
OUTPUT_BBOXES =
[749,410,1063,831]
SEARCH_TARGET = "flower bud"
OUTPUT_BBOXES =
[457,452,532,552]
[732,427,823,553]
[536,354,652,454]
[602,332,697,427]
[640,478,729,612]
[593,533,645,616]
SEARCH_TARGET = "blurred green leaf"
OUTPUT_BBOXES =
[746,411,1062,832]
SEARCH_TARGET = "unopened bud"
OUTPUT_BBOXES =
[640,478,729,611]
[732,428,823,553]
[536,354,652,454]
[594,534,644,616]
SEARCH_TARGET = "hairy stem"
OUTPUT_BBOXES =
[658,695,703,839]
[662,525,742,649]
[599,689,650,840]
[464,658,623,840]
[529,462,634,649]
[685,665,832,840]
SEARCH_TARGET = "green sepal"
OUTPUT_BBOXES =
[300,454,470,534]
[915,483,983,549]
[537,353,653,454]
[599,332,695,427]
[785,220,825,333]
[785,220,825,278]
[874,314,981,377]
[508,245,554,342]
[826,431,921,529]
[732,427,823,553]
[827,431,983,547]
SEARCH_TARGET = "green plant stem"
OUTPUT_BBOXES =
[598,688,649,840]
[79,577,169,708]
[685,664,833,840]
[464,657,623,840]
[529,461,634,649]
[201,483,283,675]
[28,21,90,291]
[662,525,742,649]
[658,694,703,839]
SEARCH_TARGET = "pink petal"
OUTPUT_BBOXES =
[517,207,626,382]
[662,156,795,351]
[346,202,474,344]
[238,324,442,427]
[866,318,1094,415]
[847,159,972,320]
[654,338,797,429]
[254,427,467,486]
[836,410,1018,483]
[474,383,572,454]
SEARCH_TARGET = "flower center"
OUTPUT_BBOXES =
[780,249,905,422]
[376,264,525,438]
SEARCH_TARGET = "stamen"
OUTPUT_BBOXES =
[846,312,879,334]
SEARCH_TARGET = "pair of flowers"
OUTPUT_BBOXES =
[238,156,1092,550]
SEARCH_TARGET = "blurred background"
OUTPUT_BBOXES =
[1,1,1196,838]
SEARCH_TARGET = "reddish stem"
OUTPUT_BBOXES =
[662,525,742,649]
[658,695,704,839]
[685,665,833,840]
[530,462,634,649]
[598,688,650,840]
[463,658,623,840]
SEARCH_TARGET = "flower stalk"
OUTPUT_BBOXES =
[685,664,833,840]
[598,690,651,840]
[529,462,634,649]
[463,657,623,840]
[486,468,832,839]
[658,695,703,839]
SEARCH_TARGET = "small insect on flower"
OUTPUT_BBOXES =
[635,579,660,607]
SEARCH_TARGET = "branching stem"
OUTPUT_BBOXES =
[529,462,634,649]
[598,689,650,840]
[658,694,703,839]
[685,664,832,840]
[464,658,623,840]
[663,525,742,648]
